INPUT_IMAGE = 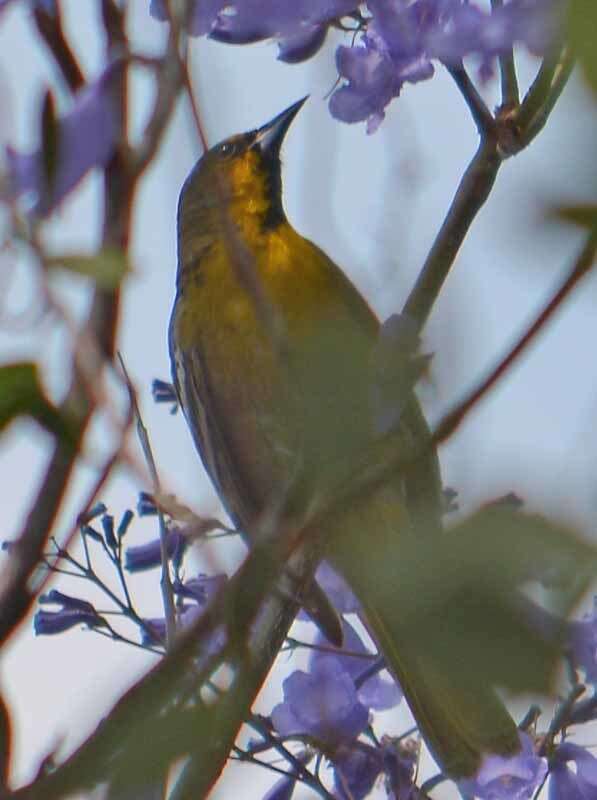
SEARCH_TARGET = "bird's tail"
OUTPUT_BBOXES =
[327,465,520,778]
[363,598,520,778]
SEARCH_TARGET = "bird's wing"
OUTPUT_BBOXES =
[169,319,259,529]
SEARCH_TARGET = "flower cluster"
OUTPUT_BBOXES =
[32,497,226,658]
[30,490,597,799]
[3,0,566,217]
[459,733,547,800]
[149,0,565,132]
[28,381,597,800]
[270,609,411,798]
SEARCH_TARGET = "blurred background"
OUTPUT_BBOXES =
[0,0,596,796]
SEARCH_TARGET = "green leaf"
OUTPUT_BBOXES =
[46,249,129,288]
[0,362,73,444]
[332,505,597,697]
[568,0,597,93]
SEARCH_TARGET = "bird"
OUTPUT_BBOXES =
[168,97,520,779]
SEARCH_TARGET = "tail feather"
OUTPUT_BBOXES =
[327,456,521,779]
[365,602,520,778]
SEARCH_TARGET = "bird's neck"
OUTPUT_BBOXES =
[177,197,285,290]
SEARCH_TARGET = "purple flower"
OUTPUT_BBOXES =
[79,502,108,525]
[125,529,186,572]
[458,732,547,800]
[272,657,369,748]
[569,596,597,684]
[149,0,358,62]
[172,573,227,605]
[329,39,403,134]
[36,0,57,12]
[117,509,134,538]
[149,0,564,130]
[102,514,117,549]
[277,24,330,64]
[39,590,96,613]
[304,562,360,616]
[549,742,597,800]
[143,603,227,655]
[34,609,104,635]
[330,0,564,131]
[34,591,105,635]
[137,491,158,516]
[383,739,418,800]
[7,63,121,215]
[333,739,417,800]
[152,379,179,412]
[143,573,227,659]
[1,0,56,12]
[333,743,385,800]
[310,618,402,711]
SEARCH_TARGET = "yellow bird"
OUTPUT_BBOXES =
[169,98,519,778]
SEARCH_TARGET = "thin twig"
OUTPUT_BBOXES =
[446,63,495,135]
[402,137,501,331]
[131,27,184,177]
[164,3,209,152]
[516,44,569,134]
[231,747,301,780]
[0,4,137,645]
[490,0,520,107]
[33,4,85,91]
[118,354,177,649]
[405,45,573,334]
[247,717,333,799]
[93,627,164,656]
[420,772,447,795]
[517,47,575,148]
[538,684,586,757]
[34,396,134,599]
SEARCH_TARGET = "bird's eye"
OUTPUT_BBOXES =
[218,141,236,158]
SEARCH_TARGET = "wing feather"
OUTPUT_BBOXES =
[169,315,259,529]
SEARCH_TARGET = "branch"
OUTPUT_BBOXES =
[405,46,574,334]
[446,63,495,136]
[33,4,85,92]
[13,528,320,799]
[118,355,177,648]
[0,29,135,648]
[132,31,184,177]
[0,352,93,646]
[402,136,501,330]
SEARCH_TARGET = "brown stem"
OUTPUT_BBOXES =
[402,136,501,330]
[33,5,85,92]
[490,0,520,107]
[446,63,495,136]
[118,355,177,649]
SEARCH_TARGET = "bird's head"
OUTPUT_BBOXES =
[177,97,307,271]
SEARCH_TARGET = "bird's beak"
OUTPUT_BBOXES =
[252,96,308,158]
